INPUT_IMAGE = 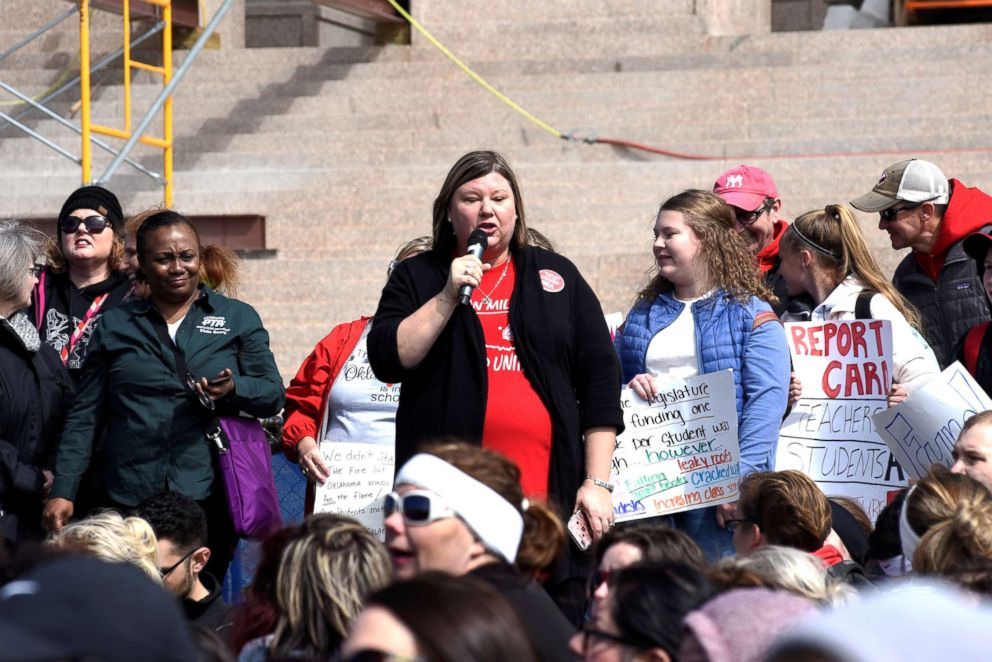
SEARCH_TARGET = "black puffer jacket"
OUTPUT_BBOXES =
[0,311,73,542]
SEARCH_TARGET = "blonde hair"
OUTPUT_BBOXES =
[270,514,391,658]
[717,545,854,606]
[780,204,922,329]
[907,465,992,575]
[639,189,775,305]
[52,511,161,584]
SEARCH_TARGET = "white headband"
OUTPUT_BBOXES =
[395,454,524,563]
[900,485,921,564]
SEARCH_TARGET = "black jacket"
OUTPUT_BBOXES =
[368,246,623,523]
[893,227,992,369]
[184,572,233,636]
[30,268,133,382]
[470,562,575,662]
[0,312,73,542]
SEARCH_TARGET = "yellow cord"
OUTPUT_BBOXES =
[384,0,564,140]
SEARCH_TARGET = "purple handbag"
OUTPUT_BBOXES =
[209,416,282,540]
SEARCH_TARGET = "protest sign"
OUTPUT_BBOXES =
[313,442,394,540]
[776,320,900,520]
[873,362,992,480]
[611,370,740,522]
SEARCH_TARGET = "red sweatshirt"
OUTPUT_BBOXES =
[914,179,992,281]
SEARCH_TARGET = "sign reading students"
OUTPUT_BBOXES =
[611,370,741,522]
[776,320,903,519]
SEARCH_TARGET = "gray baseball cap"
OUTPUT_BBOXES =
[851,159,950,213]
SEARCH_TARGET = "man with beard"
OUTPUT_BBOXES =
[136,492,232,636]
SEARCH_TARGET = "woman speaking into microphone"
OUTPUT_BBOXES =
[367,151,623,620]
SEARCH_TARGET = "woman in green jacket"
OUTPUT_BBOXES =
[44,210,284,578]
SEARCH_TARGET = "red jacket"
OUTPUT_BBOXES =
[281,317,370,462]
[915,179,992,280]
[756,220,789,274]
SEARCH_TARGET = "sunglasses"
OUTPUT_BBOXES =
[878,202,926,222]
[722,518,756,534]
[734,200,773,228]
[384,490,456,526]
[587,568,613,595]
[28,264,44,278]
[338,651,424,662]
[60,215,111,235]
[159,549,194,578]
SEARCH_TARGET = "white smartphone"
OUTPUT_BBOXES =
[567,510,593,551]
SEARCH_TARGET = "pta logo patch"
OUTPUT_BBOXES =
[196,315,231,335]
[724,174,744,188]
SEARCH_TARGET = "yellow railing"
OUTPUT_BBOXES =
[80,0,174,205]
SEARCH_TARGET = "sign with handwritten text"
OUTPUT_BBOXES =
[873,362,992,480]
[313,442,394,540]
[776,320,901,520]
[611,370,740,522]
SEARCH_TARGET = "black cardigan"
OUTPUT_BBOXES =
[368,246,623,520]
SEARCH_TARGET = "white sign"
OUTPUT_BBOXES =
[313,442,394,540]
[776,320,902,520]
[611,370,740,522]
[873,362,992,480]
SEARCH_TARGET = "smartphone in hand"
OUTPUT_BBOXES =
[567,510,593,551]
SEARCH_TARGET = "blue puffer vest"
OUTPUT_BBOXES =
[616,290,767,422]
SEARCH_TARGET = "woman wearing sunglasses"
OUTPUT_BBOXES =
[31,186,133,382]
[614,190,790,559]
[776,205,939,406]
[386,443,575,662]
[571,562,715,662]
[43,210,284,581]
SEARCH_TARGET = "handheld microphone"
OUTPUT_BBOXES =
[458,229,489,306]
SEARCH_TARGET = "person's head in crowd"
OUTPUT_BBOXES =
[387,235,433,278]
[50,510,161,583]
[0,219,45,318]
[229,526,295,655]
[713,165,782,255]
[902,464,992,576]
[572,562,715,662]
[851,158,950,254]
[951,410,992,490]
[680,587,816,662]
[712,546,851,605]
[0,556,197,662]
[867,489,912,578]
[342,571,538,662]
[267,514,391,659]
[431,150,528,264]
[777,204,922,328]
[386,442,564,580]
[732,470,832,556]
[135,209,241,301]
[827,498,872,567]
[135,492,211,599]
[589,521,706,614]
[526,227,556,252]
[640,189,775,305]
[123,208,160,278]
[768,581,992,662]
[47,185,125,279]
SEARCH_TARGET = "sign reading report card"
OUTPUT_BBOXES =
[314,442,394,540]
[776,320,900,520]
[611,370,740,522]
[873,362,992,480]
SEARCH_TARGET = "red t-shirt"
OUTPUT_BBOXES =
[473,260,553,498]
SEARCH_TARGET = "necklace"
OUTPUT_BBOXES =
[477,261,510,306]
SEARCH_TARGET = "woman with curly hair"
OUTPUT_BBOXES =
[614,189,790,558]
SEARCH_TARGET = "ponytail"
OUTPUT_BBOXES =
[783,205,922,329]
[200,244,240,296]
[516,500,566,580]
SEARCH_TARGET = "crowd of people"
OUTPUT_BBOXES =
[2,151,992,660]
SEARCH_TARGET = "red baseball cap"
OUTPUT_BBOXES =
[713,165,779,211]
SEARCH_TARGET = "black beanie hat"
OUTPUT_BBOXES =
[57,185,124,234]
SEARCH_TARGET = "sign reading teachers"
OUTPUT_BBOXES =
[611,370,740,522]
[776,320,900,520]
[314,442,394,540]
[873,362,992,480]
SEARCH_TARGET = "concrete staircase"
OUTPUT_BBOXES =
[2,1,992,379]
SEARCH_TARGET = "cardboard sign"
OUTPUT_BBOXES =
[611,370,740,522]
[313,442,394,540]
[873,362,992,480]
[776,320,901,520]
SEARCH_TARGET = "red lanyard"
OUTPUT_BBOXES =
[60,293,109,364]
